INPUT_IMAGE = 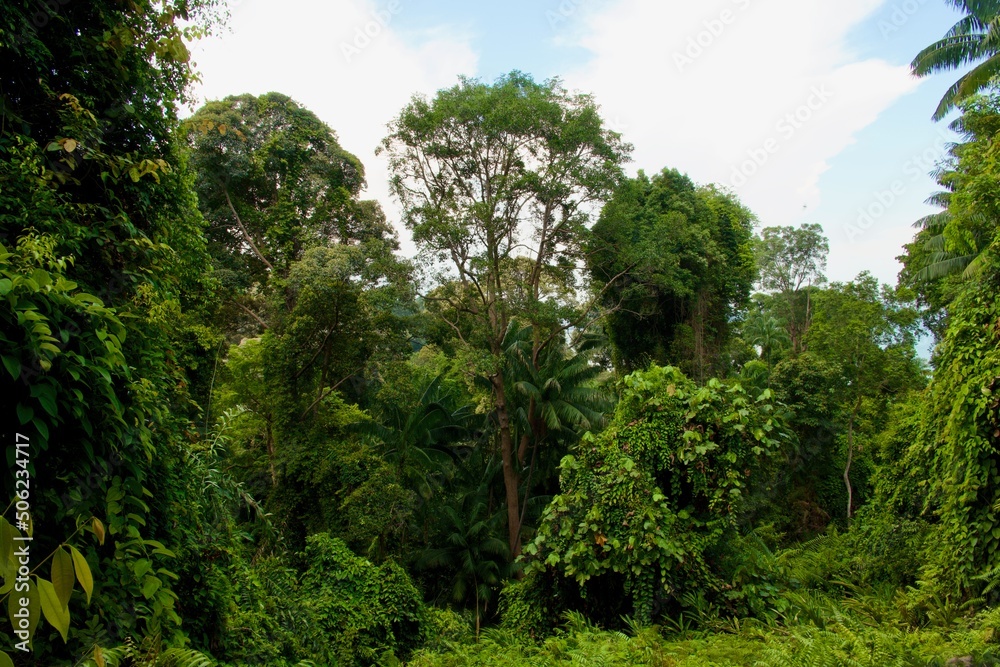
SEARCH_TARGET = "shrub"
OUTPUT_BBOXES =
[523,365,788,624]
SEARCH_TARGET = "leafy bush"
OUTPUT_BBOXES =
[523,365,789,624]
[301,533,428,665]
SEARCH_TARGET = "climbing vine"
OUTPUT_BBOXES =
[524,365,788,623]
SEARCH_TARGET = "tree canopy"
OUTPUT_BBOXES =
[589,169,756,380]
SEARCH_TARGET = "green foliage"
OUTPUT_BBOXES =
[904,236,1000,598]
[217,534,435,667]
[525,365,787,624]
[912,1,1000,120]
[0,233,127,454]
[6,1,1000,663]
[590,169,756,379]
[2,0,226,658]
[410,606,1000,666]
[900,94,1000,337]
[300,533,428,665]
[80,638,216,667]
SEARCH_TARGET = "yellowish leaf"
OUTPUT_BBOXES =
[37,578,70,642]
[69,545,93,605]
[51,548,74,608]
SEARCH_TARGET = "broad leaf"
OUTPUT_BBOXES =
[37,578,70,642]
[51,547,75,608]
[69,545,93,605]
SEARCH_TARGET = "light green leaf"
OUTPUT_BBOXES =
[141,575,161,599]
[37,577,70,642]
[132,558,151,579]
[8,578,40,643]
[69,546,93,605]
[51,548,75,609]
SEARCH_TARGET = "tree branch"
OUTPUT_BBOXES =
[229,300,269,330]
[537,264,635,359]
[225,187,274,271]
[299,368,363,420]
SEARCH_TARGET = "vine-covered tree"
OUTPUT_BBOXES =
[589,168,756,379]
[524,365,787,624]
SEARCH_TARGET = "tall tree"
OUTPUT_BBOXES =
[380,71,630,558]
[589,168,757,379]
[912,0,1000,120]
[754,223,829,354]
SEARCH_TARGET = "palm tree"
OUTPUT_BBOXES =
[912,0,1000,120]
[416,446,510,636]
[357,375,472,500]
[743,307,791,370]
[913,210,990,281]
[500,323,613,550]
[504,324,610,463]
[416,501,510,636]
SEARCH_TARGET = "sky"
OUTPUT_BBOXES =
[187,0,968,287]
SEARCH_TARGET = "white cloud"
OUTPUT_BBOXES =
[187,0,479,253]
[563,0,921,227]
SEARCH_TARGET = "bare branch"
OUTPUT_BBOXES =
[225,188,274,271]
[299,368,363,420]
[229,299,269,330]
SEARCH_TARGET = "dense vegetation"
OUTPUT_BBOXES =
[3,0,1000,665]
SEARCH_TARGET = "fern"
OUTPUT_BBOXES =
[81,639,215,667]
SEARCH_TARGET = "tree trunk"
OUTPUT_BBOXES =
[517,397,536,465]
[802,282,813,353]
[475,583,481,640]
[266,421,277,487]
[493,373,522,563]
[692,289,707,383]
[844,401,860,521]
